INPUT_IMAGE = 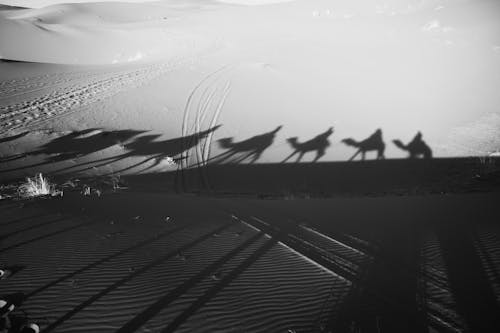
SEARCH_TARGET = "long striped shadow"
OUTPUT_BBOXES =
[475,236,500,295]
[0,216,67,241]
[0,202,23,212]
[162,238,278,333]
[0,213,52,227]
[243,216,425,330]
[115,231,264,333]
[301,226,448,299]
[437,227,500,332]
[0,219,93,254]
[26,223,190,299]
[41,222,234,333]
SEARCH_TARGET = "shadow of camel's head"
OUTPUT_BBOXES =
[272,125,283,133]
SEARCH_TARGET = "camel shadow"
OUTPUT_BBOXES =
[210,126,282,164]
[393,131,433,159]
[1,126,222,177]
[342,128,386,161]
[0,129,146,173]
[282,127,334,163]
[61,125,222,175]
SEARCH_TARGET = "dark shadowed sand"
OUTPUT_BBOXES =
[1,159,499,332]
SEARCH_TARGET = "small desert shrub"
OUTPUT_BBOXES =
[18,173,61,198]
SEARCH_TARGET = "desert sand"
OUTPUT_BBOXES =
[1,0,500,332]
[1,189,500,332]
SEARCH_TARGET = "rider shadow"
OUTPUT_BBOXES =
[342,128,386,161]
[282,127,334,163]
[209,126,282,164]
[393,132,433,159]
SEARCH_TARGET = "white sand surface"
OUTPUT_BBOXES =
[1,0,499,181]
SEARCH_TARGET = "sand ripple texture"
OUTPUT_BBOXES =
[3,194,499,332]
[0,55,206,136]
[0,199,349,333]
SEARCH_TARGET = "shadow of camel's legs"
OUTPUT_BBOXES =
[0,152,28,163]
[250,152,262,164]
[0,155,64,174]
[424,147,433,159]
[313,150,325,163]
[233,151,254,164]
[56,154,126,172]
[58,154,129,175]
[295,152,304,163]
[209,150,237,164]
[349,150,361,161]
[110,155,161,174]
[82,154,159,177]
[282,151,298,163]
[136,154,172,173]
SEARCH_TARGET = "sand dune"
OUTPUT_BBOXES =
[0,1,499,331]
[0,1,215,65]
[1,0,499,175]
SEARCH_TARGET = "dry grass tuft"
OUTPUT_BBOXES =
[18,173,62,198]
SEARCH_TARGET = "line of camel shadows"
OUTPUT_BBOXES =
[210,126,432,164]
[0,125,433,176]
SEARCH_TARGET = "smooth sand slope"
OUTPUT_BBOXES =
[1,0,500,184]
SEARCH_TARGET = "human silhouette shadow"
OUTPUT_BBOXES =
[393,131,432,159]
[282,127,334,163]
[210,126,282,164]
[64,125,222,174]
[342,129,386,161]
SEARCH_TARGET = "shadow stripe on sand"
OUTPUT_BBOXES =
[0,216,68,241]
[26,223,190,299]
[0,213,53,226]
[115,230,265,333]
[238,215,425,330]
[162,238,278,332]
[0,218,93,254]
[41,222,234,333]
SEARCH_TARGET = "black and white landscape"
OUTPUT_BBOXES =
[0,0,499,332]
